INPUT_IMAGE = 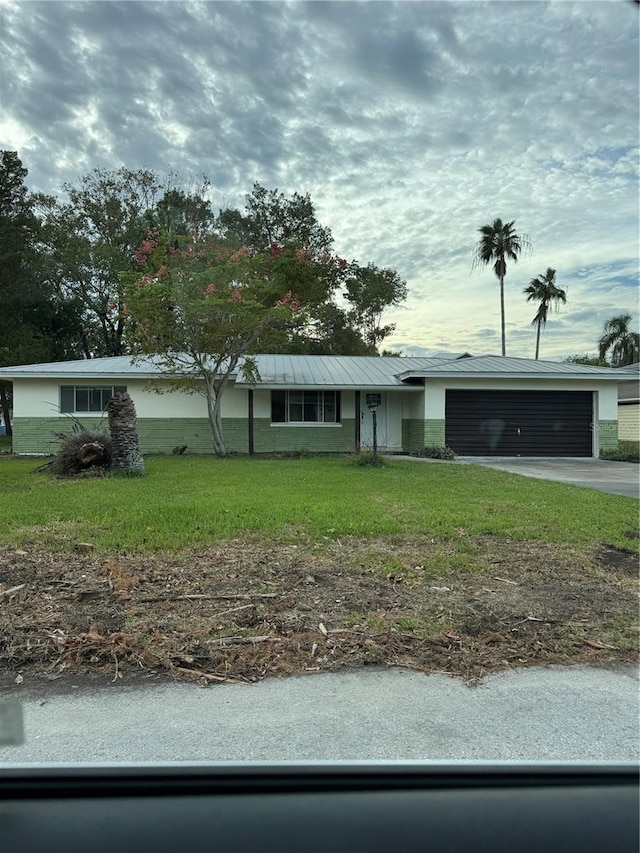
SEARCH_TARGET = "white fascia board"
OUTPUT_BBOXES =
[0,370,162,381]
[237,383,422,391]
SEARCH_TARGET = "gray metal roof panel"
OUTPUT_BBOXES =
[0,353,627,384]
[242,355,449,387]
[614,363,640,376]
[0,356,165,379]
[0,354,448,385]
[396,354,625,380]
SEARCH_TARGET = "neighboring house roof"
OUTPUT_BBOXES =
[618,380,640,403]
[615,364,640,403]
[0,353,627,387]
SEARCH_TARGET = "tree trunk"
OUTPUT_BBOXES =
[204,374,226,457]
[0,382,12,437]
[207,394,226,457]
[107,392,144,475]
[80,328,92,359]
[499,275,506,357]
[535,322,541,360]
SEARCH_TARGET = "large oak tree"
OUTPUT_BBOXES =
[0,151,84,433]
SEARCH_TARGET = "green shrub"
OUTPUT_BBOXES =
[349,450,386,467]
[600,441,639,463]
[414,445,457,461]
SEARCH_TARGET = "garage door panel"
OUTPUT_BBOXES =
[445,391,593,456]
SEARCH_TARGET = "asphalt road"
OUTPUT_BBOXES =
[1,665,638,764]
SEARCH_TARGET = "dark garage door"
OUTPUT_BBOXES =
[445,390,593,456]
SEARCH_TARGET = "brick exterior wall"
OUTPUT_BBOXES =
[401,419,425,452]
[11,414,610,456]
[597,419,619,453]
[253,419,356,453]
[12,418,103,455]
[425,419,446,446]
[12,416,357,455]
[400,419,447,451]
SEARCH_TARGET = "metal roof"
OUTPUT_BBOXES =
[614,363,640,375]
[0,355,167,380]
[0,354,448,388]
[236,354,447,388]
[0,353,627,385]
[395,354,626,381]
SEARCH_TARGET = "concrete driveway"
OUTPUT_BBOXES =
[456,457,639,498]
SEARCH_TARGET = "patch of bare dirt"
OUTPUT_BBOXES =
[596,544,639,578]
[1,535,638,687]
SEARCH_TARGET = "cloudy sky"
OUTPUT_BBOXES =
[1,0,638,360]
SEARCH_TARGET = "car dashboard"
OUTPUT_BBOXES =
[0,762,637,853]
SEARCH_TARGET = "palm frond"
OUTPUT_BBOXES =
[598,313,639,365]
[472,217,531,275]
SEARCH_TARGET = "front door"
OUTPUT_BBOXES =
[360,392,387,449]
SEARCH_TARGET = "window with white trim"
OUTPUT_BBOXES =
[271,390,341,424]
[60,385,127,414]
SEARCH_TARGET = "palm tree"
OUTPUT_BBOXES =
[523,268,567,360]
[473,218,531,356]
[598,314,639,367]
[107,391,145,475]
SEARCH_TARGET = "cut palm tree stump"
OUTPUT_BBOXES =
[78,441,109,467]
[107,391,144,476]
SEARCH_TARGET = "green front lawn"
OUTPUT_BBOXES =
[0,455,637,552]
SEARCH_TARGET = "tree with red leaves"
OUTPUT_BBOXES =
[125,232,306,456]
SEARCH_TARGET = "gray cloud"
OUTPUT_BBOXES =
[0,0,637,358]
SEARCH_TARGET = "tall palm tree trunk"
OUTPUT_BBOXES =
[499,275,506,357]
[474,219,531,359]
[107,392,144,475]
[535,321,541,360]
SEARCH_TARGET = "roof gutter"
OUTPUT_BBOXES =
[397,372,624,382]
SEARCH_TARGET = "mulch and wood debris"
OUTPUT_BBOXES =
[1,534,638,687]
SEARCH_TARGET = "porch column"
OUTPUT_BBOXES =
[248,389,254,455]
